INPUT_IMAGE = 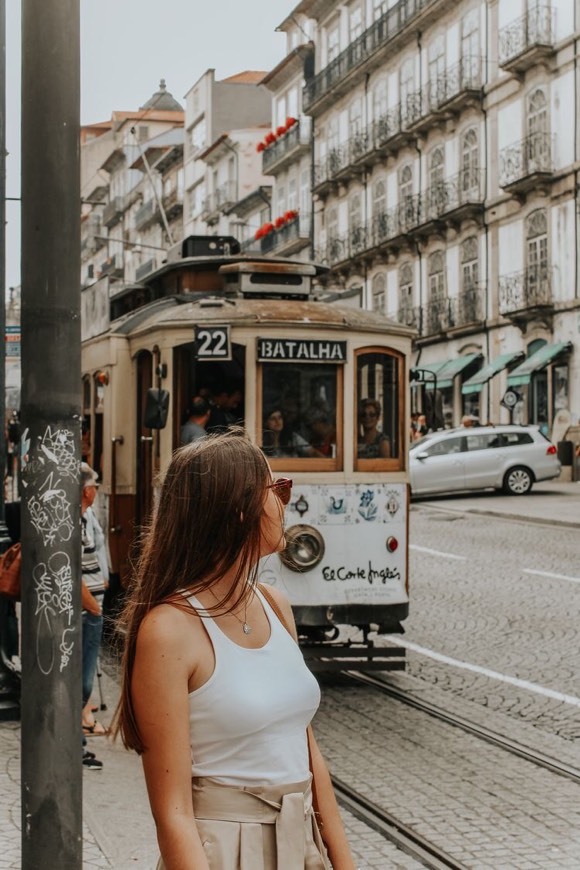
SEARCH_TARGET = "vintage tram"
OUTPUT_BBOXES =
[82,236,413,669]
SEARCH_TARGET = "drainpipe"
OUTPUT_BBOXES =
[414,30,423,359]
[482,8,491,423]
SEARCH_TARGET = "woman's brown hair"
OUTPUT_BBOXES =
[111,429,273,752]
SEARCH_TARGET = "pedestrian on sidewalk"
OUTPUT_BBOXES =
[111,429,355,870]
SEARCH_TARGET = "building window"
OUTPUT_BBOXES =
[372,273,386,313]
[191,118,206,152]
[461,128,479,193]
[373,79,388,120]
[398,262,414,325]
[300,168,310,217]
[400,57,415,109]
[428,36,445,107]
[373,0,387,20]
[428,251,446,299]
[429,146,445,187]
[349,3,363,40]
[461,9,479,59]
[327,22,340,63]
[398,164,414,228]
[526,208,548,292]
[288,176,298,212]
[277,184,286,216]
[461,236,479,290]
[327,205,338,241]
[349,97,363,134]
[527,87,548,137]
[372,179,386,217]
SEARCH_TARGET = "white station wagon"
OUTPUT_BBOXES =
[410,425,561,497]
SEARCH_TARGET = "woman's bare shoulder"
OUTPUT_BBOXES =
[259,584,297,635]
[137,599,200,649]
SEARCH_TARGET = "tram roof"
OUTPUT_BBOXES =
[111,293,416,339]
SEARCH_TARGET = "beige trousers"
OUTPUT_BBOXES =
[156,777,330,870]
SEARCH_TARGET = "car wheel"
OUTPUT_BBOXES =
[503,466,533,496]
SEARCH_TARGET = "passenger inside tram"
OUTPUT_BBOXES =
[306,408,336,458]
[262,407,323,458]
[205,382,244,433]
[357,398,392,459]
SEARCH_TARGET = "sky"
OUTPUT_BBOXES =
[5,0,293,289]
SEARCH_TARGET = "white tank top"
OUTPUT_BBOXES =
[187,587,321,786]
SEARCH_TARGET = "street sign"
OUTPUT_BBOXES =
[501,388,521,409]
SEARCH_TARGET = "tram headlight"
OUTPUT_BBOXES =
[386,536,398,553]
[280,525,325,572]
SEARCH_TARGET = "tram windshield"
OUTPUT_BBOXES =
[261,362,339,463]
[356,350,401,468]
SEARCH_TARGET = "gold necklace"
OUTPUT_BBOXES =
[208,586,253,635]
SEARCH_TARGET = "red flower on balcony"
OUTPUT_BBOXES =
[276,125,287,137]
[274,216,286,229]
[265,132,277,146]
[254,226,265,240]
[256,141,266,153]
[262,222,275,235]
[284,209,299,223]
[285,117,298,130]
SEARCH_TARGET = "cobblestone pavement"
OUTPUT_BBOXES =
[383,504,580,741]
[314,678,580,869]
[0,664,423,869]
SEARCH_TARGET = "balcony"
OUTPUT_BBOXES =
[162,187,184,221]
[262,118,311,175]
[100,253,123,280]
[303,0,440,114]
[313,146,350,196]
[103,196,124,228]
[135,258,156,282]
[372,104,410,156]
[421,296,453,336]
[135,199,158,231]
[201,193,218,223]
[412,170,485,234]
[262,214,311,257]
[448,284,486,330]
[499,5,555,74]
[371,198,421,251]
[433,57,483,115]
[499,267,553,321]
[317,224,368,269]
[217,180,237,213]
[499,133,554,196]
[389,304,419,330]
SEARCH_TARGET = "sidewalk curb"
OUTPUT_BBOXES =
[417,503,580,530]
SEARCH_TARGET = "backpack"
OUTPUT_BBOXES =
[0,543,21,601]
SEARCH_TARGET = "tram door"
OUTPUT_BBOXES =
[136,351,154,528]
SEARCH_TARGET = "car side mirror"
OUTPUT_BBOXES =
[143,388,170,429]
[416,451,429,461]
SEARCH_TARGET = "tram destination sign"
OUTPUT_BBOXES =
[257,338,347,363]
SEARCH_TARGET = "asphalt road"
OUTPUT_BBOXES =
[400,502,580,740]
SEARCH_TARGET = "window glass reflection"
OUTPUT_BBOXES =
[356,352,399,462]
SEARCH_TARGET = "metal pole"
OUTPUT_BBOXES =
[0,0,19,720]
[21,0,82,866]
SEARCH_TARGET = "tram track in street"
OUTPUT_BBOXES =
[345,671,580,785]
[331,775,468,870]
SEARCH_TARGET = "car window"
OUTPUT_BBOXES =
[500,432,534,447]
[466,433,501,451]
[424,436,465,457]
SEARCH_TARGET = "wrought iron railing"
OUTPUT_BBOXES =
[499,267,552,314]
[313,146,349,188]
[201,194,216,218]
[303,0,436,110]
[499,132,553,188]
[100,253,123,278]
[373,105,403,149]
[349,131,370,163]
[499,5,554,67]
[395,304,419,329]
[449,284,485,327]
[423,296,452,335]
[216,180,237,210]
[419,170,484,222]
[434,56,483,107]
[262,118,312,172]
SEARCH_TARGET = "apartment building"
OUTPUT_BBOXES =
[254,12,315,259]
[80,81,184,340]
[183,70,271,239]
[299,0,578,431]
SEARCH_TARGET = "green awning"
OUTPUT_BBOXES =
[431,353,482,389]
[461,351,525,395]
[507,341,573,387]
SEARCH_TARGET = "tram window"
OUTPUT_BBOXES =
[355,350,402,469]
[260,363,340,466]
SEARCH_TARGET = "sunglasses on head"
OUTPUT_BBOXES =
[266,477,293,505]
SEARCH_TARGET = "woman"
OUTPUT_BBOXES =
[357,398,391,459]
[263,407,322,458]
[112,430,355,869]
